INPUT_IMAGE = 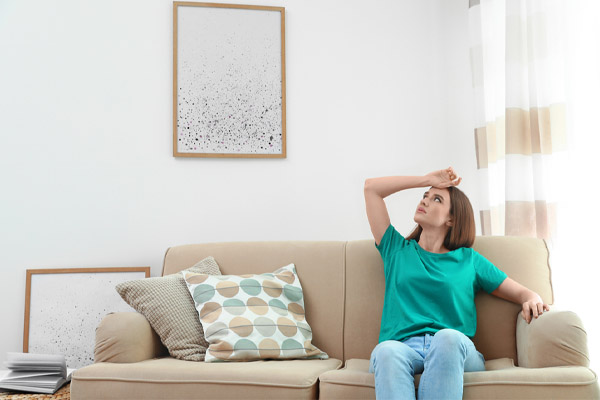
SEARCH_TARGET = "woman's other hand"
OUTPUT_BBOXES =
[522,295,551,324]
[491,278,551,324]
[426,167,462,188]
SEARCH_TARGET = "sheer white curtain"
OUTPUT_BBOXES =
[469,0,567,243]
[469,0,600,372]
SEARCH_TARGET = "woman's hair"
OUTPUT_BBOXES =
[405,186,476,250]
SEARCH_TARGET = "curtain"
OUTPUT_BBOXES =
[468,0,567,243]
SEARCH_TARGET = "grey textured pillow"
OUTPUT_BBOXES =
[115,256,221,361]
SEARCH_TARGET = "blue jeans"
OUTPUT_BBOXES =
[368,329,486,400]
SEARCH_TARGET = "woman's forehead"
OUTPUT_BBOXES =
[424,187,450,199]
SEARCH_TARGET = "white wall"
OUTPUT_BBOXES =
[0,0,478,366]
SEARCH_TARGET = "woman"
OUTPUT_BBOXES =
[364,167,550,400]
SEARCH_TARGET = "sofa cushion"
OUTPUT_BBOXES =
[318,358,599,399]
[115,256,221,361]
[71,357,343,400]
[183,263,329,362]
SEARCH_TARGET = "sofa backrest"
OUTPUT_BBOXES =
[162,241,347,361]
[163,236,553,364]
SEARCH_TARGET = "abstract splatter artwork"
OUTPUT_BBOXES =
[173,3,286,158]
[24,268,149,369]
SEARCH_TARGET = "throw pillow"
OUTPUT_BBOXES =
[183,263,329,362]
[115,256,221,361]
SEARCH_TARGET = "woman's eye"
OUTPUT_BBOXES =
[434,197,441,202]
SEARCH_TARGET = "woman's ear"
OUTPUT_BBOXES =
[446,218,453,227]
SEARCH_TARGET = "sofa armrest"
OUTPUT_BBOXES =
[516,308,590,368]
[94,312,168,363]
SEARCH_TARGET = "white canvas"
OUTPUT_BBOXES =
[176,5,283,155]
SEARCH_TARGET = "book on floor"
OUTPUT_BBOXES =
[0,352,75,394]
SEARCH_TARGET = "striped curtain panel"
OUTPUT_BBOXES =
[468,0,567,242]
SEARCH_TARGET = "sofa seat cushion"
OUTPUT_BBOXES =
[319,358,599,400]
[72,356,342,399]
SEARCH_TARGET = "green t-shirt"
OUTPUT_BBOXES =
[376,224,507,343]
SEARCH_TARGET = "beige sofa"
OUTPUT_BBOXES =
[71,236,599,399]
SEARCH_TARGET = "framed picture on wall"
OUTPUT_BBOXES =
[23,267,150,369]
[173,2,286,158]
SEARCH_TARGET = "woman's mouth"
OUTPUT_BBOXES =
[417,207,426,213]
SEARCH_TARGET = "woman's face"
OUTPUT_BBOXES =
[413,187,452,229]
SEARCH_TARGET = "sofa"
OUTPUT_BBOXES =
[70,236,600,399]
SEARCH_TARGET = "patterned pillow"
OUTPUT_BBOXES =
[183,263,329,362]
[115,256,221,361]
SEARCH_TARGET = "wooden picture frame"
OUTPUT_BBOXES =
[173,2,286,158]
[24,267,150,369]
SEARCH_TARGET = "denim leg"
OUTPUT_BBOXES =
[418,329,486,400]
[369,340,425,400]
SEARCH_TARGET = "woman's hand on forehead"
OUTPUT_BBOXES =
[426,166,462,189]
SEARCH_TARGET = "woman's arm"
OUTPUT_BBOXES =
[491,277,551,323]
[364,176,429,245]
[364,167,462,245]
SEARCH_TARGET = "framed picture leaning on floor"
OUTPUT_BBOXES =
[23,267,150,369]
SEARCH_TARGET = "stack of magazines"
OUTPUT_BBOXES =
[0,352,75,394]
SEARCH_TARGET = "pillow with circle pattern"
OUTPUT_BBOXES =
[183,263,329,362]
